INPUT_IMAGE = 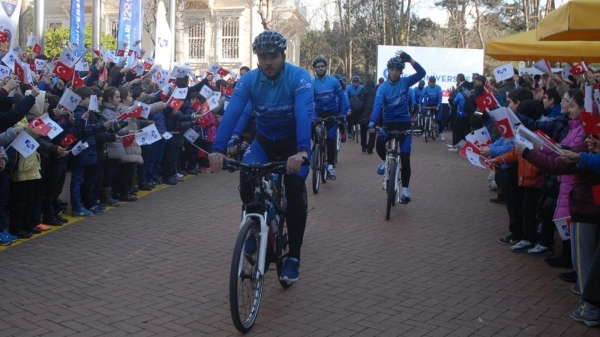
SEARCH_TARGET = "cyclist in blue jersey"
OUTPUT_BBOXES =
[411,80,425,117]
[368,51,426,204]
[209,31,313,282]
[312,57,347,179]
[420,76,444,140]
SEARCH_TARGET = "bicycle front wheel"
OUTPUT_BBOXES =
[424,118,429,142]
[386,158,397,220]
[230,219,264,333]
[311,144,321,194]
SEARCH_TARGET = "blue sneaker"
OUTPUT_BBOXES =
[571,309,600,327]
[88,206,104,214]
[2,231,17,243]
[279,258,300,282]
[400,194,411,204]
[72,208,93,217]
[244,234,257,256]
[0,232,13,246]
[377,161,385,175]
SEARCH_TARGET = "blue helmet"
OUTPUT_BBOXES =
[312,56,327,68]
[340,76,348,82]
[387,56,405,70]
[252,30,287,54]
[351,75,360,82]
[332,74,341,80]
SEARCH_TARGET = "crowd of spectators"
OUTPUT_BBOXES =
[0,54,232,244]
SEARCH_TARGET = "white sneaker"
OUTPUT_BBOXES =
[327,166,336,180]
[440,133,445,141]
[448,148,458,152]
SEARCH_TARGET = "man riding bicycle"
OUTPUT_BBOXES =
[209,30,313,282]
[420,76,444,140]
[312,57,347,180]
[368,51,426,204]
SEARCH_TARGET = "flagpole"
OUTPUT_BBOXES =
[92,0,101,51]
[34,0,45,54]
[184,137,210,155]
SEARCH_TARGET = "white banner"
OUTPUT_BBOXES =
[154,1,172,71]
[377,45,483,98]
[0,0,22,56]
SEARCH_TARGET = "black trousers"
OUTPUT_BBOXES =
[503,166,523,239]
[360,122,376,153]
[9,179,41,234]
[42,159,67,220]
[452,117,470,146]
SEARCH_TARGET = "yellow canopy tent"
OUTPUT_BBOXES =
[485,29,600,63]
[536,0,600,41]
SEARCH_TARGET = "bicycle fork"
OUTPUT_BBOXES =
[238,212,269,278]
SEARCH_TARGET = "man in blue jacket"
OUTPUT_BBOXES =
[420,76,444,140]
[209,31,313,282]
[368,51,426,204]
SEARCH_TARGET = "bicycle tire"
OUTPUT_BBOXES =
[321,145,328,183]
[430,117,436,141]
[230,219,264,333]
[386,158,397,220]
[424,118,429,143]
[312,144,321,194]
[354,125,359,143]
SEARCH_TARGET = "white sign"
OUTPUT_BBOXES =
[377,45,484,98]
[89,95,99,111]
[183,128,200,143]
[141,124,162,144]
[58,89,82,112]
[162,131,173,140]
[493,62,514,82]
[40,114,64,139]
[135,131,150,146]
[9,131,39,158]
[71,141,89,156]
[154,1,173,71]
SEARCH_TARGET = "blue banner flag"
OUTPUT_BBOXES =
[117,0,144,66]
[69,0,85,57]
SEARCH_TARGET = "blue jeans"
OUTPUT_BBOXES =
[70,164,97,211]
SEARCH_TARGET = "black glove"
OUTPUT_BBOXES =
[399,51,412,63]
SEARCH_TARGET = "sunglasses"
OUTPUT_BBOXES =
[314,65,326,69]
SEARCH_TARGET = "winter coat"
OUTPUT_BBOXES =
[577,153,600,174]
[515,112,570,143]
[554,119,585,219]
[523,141,600,224]
[0,91,36,132]
[102,103,129,160]
[495,148,544,188]
[10,118,41,182]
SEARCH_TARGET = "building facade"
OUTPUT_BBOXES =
[42,0,308,74]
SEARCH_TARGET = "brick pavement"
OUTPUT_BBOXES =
[0,132,598,336]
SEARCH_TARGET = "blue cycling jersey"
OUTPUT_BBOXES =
[313,75,346,113]
[213,63,314,154]
[347,84,363,98]
[421,85,442,108]
[411,86,425,106]
[370,62,426,124]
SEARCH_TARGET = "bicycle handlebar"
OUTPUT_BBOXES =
[311,116,345,122]
[376,127,422,136]
[223,158,310,173]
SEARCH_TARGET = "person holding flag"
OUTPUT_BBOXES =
[69,86,127,217]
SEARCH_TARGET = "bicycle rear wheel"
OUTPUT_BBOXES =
[424,118,429,142]
[321,145,328,183]
[386,158,397,220]
[230,219,264,333]
[311,144,321,194]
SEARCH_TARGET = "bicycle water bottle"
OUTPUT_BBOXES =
[266,201,278,235]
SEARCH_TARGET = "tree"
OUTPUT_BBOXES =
[43,25,116,58]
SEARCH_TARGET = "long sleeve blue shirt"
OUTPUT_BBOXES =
[411,86,425,107]
[313,75,346,113]
[347,84,363,98]
[213,63,313,154]
[420,85,442,109]
[370,62,426,124]
[577,153,600,174]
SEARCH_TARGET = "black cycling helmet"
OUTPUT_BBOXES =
[341,76,348,82]
[386,56,405,70]
[352,75,360,82]
[428,76,436,82]
[312,56,327,68]
[332,74,341,80]
[252,30,287,54]
[418,80,425,86]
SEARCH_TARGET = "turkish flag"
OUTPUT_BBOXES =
[216,67,230,77]
[72,72,85,89]
[221,86,233,97]
[14,62,25,83]
[192,100,201,111]
[167,97,183,111]
[479,157,496,172]
[122,134,136,148]
[99,66,108,81]
[32,43,42,55]
[581,111,600,136]
[570,61,588,75]
[60,134,78,148]
[0,31,7,43]
[29,59,36,72]
[227,77,234,85]
[593,185,600,206]
[116,49,125,57]
[475,89,498,112]
[495,117,515,138]
[29,120,52,137]
[200,101,210,114]
[144,61,153,71]
[168,78,176,85]
[53,61,74,81]
[93,50,101,58]
[459,141,481,158]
